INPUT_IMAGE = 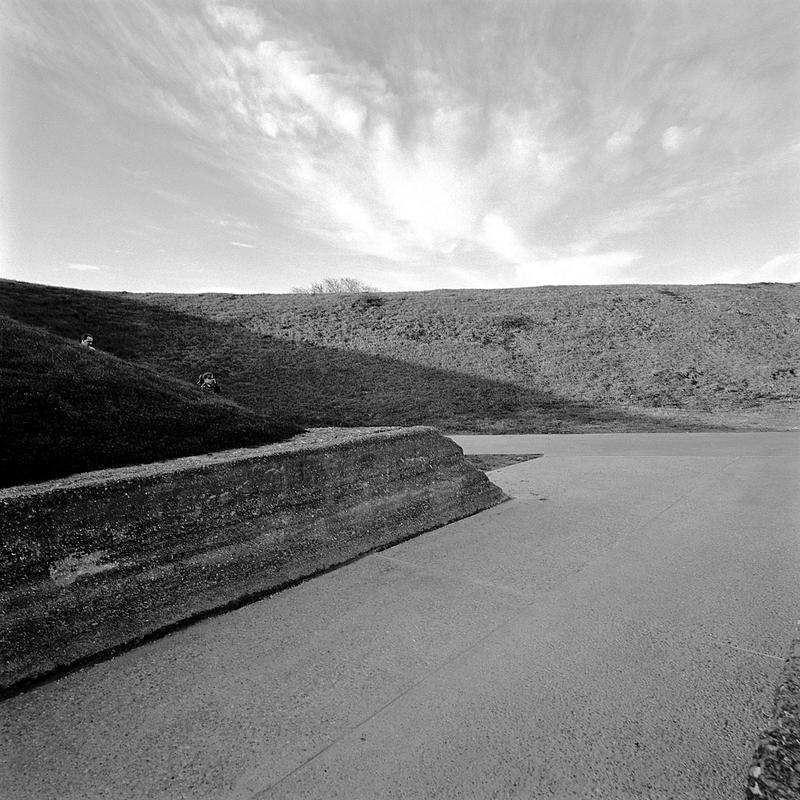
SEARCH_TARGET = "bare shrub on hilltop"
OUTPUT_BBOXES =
[291,277,378,294]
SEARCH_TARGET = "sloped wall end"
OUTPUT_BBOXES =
[0,426,504,690]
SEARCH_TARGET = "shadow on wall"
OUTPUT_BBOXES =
[0,280,730,434]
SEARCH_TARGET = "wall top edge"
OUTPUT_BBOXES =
[0,426,448,500]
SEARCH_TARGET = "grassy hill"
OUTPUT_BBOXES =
[0,313,301,488]
[1,280,797,447]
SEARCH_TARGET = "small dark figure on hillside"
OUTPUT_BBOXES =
[197,372,221,393]
[80,334,95,350]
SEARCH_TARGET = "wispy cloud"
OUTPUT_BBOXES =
[661,125,703,154]
[204,1,263,41]
[67,263,104,271]
[605,113,644,155]
[478,214,532,265]
[192,284,240,294]
[151,89,202,130]
[7,0,800,290]
[756,253,800,282]
[514,251,643,287]
[211,216,256,230]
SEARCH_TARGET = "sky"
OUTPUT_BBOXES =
[1,0,799,293]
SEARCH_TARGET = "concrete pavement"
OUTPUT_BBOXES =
[2,432,798,799]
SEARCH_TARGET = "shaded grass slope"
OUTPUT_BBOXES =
[1,280,797,440]
[0,314,301,488]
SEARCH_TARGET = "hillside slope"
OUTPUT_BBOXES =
[142,283,800,430]
[0,314,301,487]
[1,280,797,434]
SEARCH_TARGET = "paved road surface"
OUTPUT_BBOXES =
[3,433,798,799]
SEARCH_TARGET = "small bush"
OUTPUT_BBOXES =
[351,293,385,310]
[292,277,378,294]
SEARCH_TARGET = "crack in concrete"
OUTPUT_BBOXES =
[717,643,784,662]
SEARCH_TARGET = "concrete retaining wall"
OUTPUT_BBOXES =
[0,426,505,691]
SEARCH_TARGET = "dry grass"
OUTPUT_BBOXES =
[1,280,797,459]
[0,313,301,487]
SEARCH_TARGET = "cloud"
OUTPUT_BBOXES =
[205,2,263,41]
[661,127,684,153]
[9,1,799,290]
[67,263,103,271]
[210,215,256,230]
[756,253,800,282]
[151,89,201,130]
[151,20,581,266]
[661,125,702,154]
[231,39,383,141]
[281,97,576,265]
[477,214,531,264]
[605,113,645,155]
[256,60,576,263]
[293,172,409,262]
[368,119,483,255]
[192,284,240,294]
[605,131,633,154]
[514,250,642,286]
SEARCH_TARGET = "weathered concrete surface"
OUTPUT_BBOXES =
[0,426,504,690]
[1,432,797,799]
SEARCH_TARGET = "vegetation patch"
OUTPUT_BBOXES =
[747,637,800,798]
[1,280,797,482]
[0,314,301,488]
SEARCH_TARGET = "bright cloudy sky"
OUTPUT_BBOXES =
[2,0,799,293]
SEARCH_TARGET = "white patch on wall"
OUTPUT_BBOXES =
[49,551,119,587]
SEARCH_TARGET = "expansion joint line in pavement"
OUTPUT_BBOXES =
[253,454,747,798]
[604,455,742,553]
[251,596,544,799]
[648,453,740,516]
[371,552,532,599]
[714,642,785,662]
